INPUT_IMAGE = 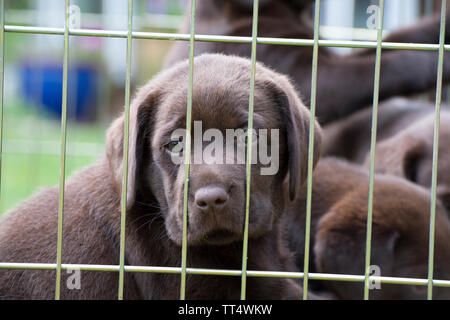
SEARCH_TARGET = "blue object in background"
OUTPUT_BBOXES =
[21,62,99,121]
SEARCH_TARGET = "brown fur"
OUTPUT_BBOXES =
[0,54,322,300]
[286,158,450,299]
[322,98,437,163]
[164,0,450,124]
[362,111,450,213]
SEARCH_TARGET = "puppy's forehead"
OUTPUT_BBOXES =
[156,61,280,129]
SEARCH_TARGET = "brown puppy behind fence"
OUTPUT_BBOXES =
[363,110,450,213]
[0,53,322,300]
[164,0,450,124]
[322,97,450,213]
[322,98,437,163]
[286,157,450,300]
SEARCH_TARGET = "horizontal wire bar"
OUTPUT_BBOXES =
[4,25,450,51]
[5,10,184,31]
[2,9,405,41]
[1,262,450,287]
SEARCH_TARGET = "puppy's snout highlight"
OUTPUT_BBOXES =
[195,186,229,212]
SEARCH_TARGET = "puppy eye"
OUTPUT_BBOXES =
[237,129,258,145]
[165,140,184,152]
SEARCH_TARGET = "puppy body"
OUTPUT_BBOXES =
[0,162,299,299]
[286,157,450,299]
[365,110,450,212]
[0,161,136,299]
[0,54,321,300]
[165,0,450,124]
[322,97,436,163]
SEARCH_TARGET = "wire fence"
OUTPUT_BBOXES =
[0,0,450,300]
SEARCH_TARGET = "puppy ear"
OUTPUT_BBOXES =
[264,76,322,200]
[106,85,160,209]
[437,185,450,213]
[365,135,426,182]
[314,202,400,299]
[315,196,398,277]
[403,142,426,183]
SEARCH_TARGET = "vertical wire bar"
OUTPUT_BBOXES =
[427,0,446,301]
[118,0,134,300]
[363,0,385,301]
[240,0,259,301]
[302,0,320,300]
[179,0,196,300]
[0,0,4,201]
[54,0,70,300]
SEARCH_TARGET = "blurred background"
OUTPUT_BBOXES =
[0,0,443,214]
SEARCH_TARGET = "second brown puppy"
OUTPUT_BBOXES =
[287,157,450,299]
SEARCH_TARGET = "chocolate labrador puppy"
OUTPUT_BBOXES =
[164,0,450,124]
[363,110,450,213]
[287,157,450,299]
[0,53,322,299]
[322,97,437,163]
[322,98,450,211]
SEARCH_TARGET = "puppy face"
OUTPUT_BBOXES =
[364,112,450,212]
[107,54,321,246]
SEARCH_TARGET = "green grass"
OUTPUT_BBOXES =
[0,99,107,214]
[0,153,98,213]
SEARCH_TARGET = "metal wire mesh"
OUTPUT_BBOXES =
[0,0,449,301]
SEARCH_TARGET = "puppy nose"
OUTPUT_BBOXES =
[195,186,229,211]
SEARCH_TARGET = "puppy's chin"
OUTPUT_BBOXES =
[164,205,276,246]
[165,219,273,247]
[191,229,242,246]
[165,222,242,246]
